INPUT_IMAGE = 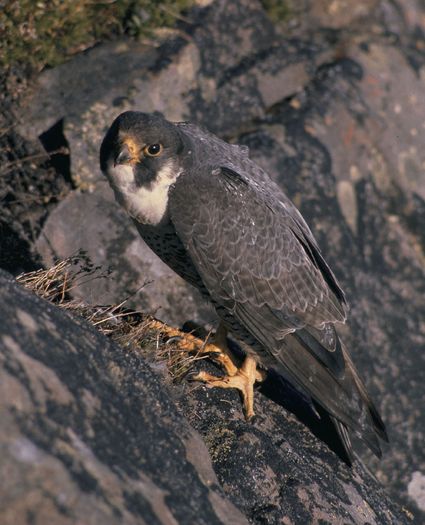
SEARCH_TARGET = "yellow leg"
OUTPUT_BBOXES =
[147,319,233,366]
[193,355,258,420]
[147,318,265,419]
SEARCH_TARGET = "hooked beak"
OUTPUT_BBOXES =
[114,144,133,166]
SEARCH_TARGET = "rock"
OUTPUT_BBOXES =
[408,472,425,513]
[0,270,248,525]
[181,364,413,525]
[12,0,425,521]
[0,89,71,274]
[307,0,381,29]
[0,272,412,524]
[0,219,38,274]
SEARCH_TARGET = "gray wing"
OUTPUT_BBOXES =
[170,165,347,333]
[169,166,386,457]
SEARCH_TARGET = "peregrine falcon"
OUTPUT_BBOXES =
[100,111,388,461]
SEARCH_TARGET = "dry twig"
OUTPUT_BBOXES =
[17,253,210,381]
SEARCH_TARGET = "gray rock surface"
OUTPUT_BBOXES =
[0,270,248,525]
[0,272,412,524]
[11,0,425,521]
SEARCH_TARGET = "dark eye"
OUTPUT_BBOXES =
[144,143,163,157]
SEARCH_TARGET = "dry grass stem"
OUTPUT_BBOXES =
[17,253,211,381]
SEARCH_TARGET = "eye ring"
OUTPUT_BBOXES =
[143,143,163,157]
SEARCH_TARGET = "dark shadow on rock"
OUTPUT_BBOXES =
[258,369,354,465]
[39,119,73,188]
[0,220,39,274]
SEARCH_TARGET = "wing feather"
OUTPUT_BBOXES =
[168,162,385,459]
[170,165,346,329]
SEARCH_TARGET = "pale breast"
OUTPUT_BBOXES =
[106,161,182,226]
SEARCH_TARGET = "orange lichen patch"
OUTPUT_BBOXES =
[363,74,384,98]
[342,121,355,147]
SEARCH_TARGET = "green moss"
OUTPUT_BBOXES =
[0,0,192,72]
[260,0,292,24]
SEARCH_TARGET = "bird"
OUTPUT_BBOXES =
[99,110,388,463]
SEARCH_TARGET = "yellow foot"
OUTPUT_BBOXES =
[147,318,265,419]
[193,355,259,420]
[147,318,236,370]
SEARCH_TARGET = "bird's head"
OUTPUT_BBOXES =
[99,111,185,224]
[100,111,184,187]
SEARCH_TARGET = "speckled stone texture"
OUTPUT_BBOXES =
[0,272,411,524]
[8,0,425,522]
[0,270,248,525]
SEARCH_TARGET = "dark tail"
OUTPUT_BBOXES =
[331,343,388,461]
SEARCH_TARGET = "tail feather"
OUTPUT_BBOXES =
[274,329,388,461]
[331,416,354,466]
[341,343,389,444]
[328,342,387,461]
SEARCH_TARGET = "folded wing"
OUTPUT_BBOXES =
[169,165,387,458]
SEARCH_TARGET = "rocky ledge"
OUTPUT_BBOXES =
[0,271,412,524]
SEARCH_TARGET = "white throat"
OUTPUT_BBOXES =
[106,161,181,225]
